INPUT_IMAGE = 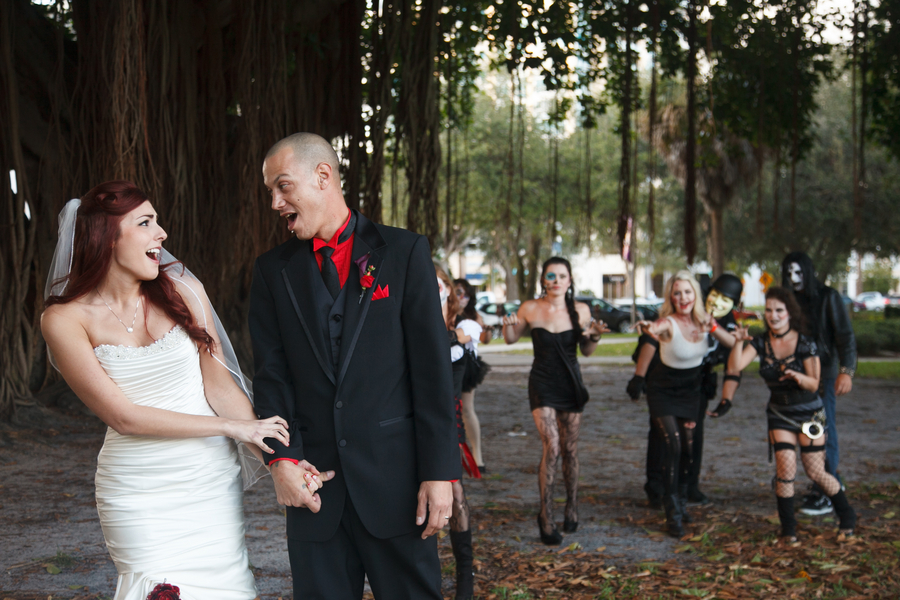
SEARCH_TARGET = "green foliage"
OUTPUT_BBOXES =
[861,259,898,293]
[722,64,900,278]
[868,0,900,161]
[852,318,900,356]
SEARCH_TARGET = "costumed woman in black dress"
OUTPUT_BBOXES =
[634,271,735,537]
[437,267,478,599]
[710,286,856,540]
[501,257,609,544]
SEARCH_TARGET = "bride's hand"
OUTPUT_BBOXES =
[227,415,290,454]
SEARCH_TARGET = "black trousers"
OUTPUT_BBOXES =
[287,495,443,600]
[645,398,708,497]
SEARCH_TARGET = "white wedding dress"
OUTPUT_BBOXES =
[93,325,258,600]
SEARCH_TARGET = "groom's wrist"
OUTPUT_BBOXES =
[269,458,299,466]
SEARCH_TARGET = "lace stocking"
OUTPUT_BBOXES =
[651,416,694,497]
[801,447,841,496]
[557,410,582,522]
[532,407,575,532]
[449,480,470,532]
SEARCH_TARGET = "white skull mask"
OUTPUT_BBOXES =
[788,262,804,292]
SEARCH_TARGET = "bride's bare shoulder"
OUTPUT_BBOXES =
[41,299,94,335]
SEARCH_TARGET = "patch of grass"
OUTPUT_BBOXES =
[487,336,532,346]
[857,361,900,379]
[49,550,76,568]
[580,342,636,357]
[488,586,536,599]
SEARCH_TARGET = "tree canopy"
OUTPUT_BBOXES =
[1,0,898,418]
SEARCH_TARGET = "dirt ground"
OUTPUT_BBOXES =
[1,365,899,599]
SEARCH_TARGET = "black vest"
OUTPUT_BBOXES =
[311,256,348,375]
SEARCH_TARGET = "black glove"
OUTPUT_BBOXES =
[710,398,732,417]
[626,375,645,400]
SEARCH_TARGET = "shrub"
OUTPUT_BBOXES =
[851,317,900,356]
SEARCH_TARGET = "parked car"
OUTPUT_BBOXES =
[856,291,886,311]
[610,297,662,322]
[576,296,642,333]
[475,291,496,306]
[476,301,521,333]
[886,295,900,318]
[840,294,865,313]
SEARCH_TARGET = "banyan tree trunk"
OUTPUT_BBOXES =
[0,0,39,419]
[399,1,442,249]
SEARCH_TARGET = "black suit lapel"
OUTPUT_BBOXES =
[337,212,387,385]
[280,241,336,384]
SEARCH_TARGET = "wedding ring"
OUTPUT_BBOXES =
[301,483,308,489]
[445,516,450,520]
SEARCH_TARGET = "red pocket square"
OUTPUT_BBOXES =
[371,284,390,301]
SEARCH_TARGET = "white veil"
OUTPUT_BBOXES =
[44,198,267,489]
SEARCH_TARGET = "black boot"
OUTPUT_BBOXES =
[829,490,857,535]
[664,495,685,538]
[537,514,562,545]
[678,485,693,524]
[776,496,797,540]
[450,530,474,600]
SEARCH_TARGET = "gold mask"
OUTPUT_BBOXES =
[705,289,735,319]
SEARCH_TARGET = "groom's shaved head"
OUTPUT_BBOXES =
[266,133,340,174]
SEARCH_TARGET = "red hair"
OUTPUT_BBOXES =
[46,180,214,350]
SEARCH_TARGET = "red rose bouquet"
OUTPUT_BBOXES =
[147,582,181,600]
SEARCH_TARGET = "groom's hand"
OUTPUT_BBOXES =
[416,480,453,539]
[271,459,335,512]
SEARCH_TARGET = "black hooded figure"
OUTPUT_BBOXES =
[780,252,857,516]
[628,274,742,507]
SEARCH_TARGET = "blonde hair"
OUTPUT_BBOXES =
[659,270,708,326]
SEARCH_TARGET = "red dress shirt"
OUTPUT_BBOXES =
[312,211,354,287]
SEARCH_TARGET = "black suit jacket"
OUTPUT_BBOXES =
[249,211,460,542]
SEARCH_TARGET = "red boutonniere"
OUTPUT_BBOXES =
[147,582,181,600]
[355,254,375,304]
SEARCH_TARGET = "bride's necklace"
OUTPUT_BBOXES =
[98,291,141,334]
[770,327,791,339]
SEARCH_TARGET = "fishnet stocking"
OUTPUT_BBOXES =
[801,448,841,496]
[773,449,797,497]
[532,407,581,531]
[449,480,470,532]
[651,416,694,497]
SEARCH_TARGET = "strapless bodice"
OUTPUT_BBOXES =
[94,326,216,418]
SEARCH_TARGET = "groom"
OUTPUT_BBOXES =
[250,133,460,599]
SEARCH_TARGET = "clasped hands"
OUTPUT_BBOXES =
[271,461,452,539]
[271,459,336,512]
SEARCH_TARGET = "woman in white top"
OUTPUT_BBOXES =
[635,270,734,537]
[453,279,490,471]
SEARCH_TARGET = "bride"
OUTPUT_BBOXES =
[42,181,326,600]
